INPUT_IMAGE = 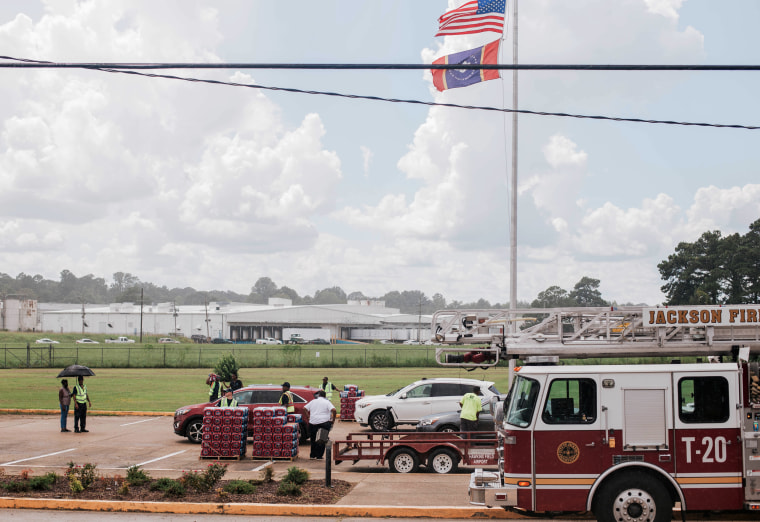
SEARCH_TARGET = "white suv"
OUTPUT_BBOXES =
[354,377,500,431]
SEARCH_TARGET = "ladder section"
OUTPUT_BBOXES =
[433,305,760,367]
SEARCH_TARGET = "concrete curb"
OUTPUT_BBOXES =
[0,497,514,518]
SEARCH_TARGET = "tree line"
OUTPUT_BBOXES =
[4,218,755,313]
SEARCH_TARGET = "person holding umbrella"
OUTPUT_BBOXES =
[73,375,92,433]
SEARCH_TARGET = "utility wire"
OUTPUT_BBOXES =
[1,56,758,130]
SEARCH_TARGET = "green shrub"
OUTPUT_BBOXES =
[150,477,186,497]
[126,465,150,486]
[282,466,309,485]
[4,480,29,492]
[223,480,257,495]
[65,462,97,489]
[29,472,57,491]
[179,463,228,492]
[276,480,301,496]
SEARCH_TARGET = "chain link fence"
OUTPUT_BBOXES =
[0,343,443,369]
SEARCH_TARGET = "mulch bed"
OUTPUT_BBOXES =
[0,473,353,504]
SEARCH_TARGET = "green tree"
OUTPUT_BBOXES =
[658,230,725,305]
[531,285,575,308]
[249,277,278,304]
[313,286,347,304]
[569,277,607,306]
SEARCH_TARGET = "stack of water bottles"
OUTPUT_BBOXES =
[200,406,248,458]
[339,384,365,421]
[251,406,299,459]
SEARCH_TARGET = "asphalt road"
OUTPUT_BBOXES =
[0,413,483,508]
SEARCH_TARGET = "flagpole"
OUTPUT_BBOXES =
[509,0,518,330]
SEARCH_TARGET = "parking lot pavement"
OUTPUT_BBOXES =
[0,414,480,508]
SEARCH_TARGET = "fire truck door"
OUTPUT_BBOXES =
[532,377,602,512]
[672,371,743,511]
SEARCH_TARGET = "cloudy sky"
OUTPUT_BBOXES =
[0,1,758,306]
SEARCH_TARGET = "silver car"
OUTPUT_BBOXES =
[415,396,505,432]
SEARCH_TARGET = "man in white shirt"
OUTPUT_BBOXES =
[302,389,337,459]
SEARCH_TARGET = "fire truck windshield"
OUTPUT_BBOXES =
[505,375,540,428]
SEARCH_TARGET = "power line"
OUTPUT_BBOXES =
[1,56,758,130]
[2,58,760,71]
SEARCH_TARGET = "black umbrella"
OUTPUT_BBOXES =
[56,365,96,378]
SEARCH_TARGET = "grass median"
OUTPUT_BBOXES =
[0,367,506,413]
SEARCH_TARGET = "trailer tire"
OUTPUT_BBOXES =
[594,472,672,522]
[369,410,392,432]
[389,448,420,473]
[428,448,458,474]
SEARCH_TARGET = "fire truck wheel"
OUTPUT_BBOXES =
[369,410,392,432]
[428,448,459,474]
[389,448,420,473]
[595,472,672,522]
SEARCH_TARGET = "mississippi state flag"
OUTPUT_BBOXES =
[431,39,500,92]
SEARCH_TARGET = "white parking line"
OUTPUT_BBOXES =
[120,418,161,427]
[134,450,187,467]
[1,447,77,466]
[250,462,272,472]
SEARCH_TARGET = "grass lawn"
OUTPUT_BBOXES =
[0,367,508,413]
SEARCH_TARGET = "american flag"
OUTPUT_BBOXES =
[436,0,506,37]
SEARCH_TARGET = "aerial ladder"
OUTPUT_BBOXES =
[433,304,760,369]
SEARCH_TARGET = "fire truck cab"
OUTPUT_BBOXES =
[471,361,754,521]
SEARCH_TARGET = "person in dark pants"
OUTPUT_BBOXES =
[73,375,92,433]
[302,389,336,460]
[59,379,72,432]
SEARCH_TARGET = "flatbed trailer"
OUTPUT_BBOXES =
[333,431,499,474]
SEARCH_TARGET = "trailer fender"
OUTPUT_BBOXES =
[585,461,685,512]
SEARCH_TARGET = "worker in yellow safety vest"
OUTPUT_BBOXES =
[279,381,295,413]
[73,375,92,433]
[459,386,482,432]
[220,390,238,408]
[319,376,339,400]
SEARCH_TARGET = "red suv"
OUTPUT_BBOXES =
[173,384,319,443]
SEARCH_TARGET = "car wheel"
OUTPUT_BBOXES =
[594,472,672,522]
[436,424,459,433]
[369,410,392,432]
[428,448,458,474]
[389,448,419,473]
[186,418,203,444]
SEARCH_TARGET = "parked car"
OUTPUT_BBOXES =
[190,334,209,344]
[309,338,330,345]
[173,384,319,444]
[415,395,507,432]
[354,377,500,431]
[75,338,99,344]
[255,337,282,345]
[402,340,421,345]
[158,338,180,344]
[211,338,234,344]
[35,338,59,344]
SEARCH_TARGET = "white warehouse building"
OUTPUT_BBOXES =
[37,299,432,343]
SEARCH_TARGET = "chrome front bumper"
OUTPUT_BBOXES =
[468,469,517,507]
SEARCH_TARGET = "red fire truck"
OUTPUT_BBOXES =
[432,305,760,521]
